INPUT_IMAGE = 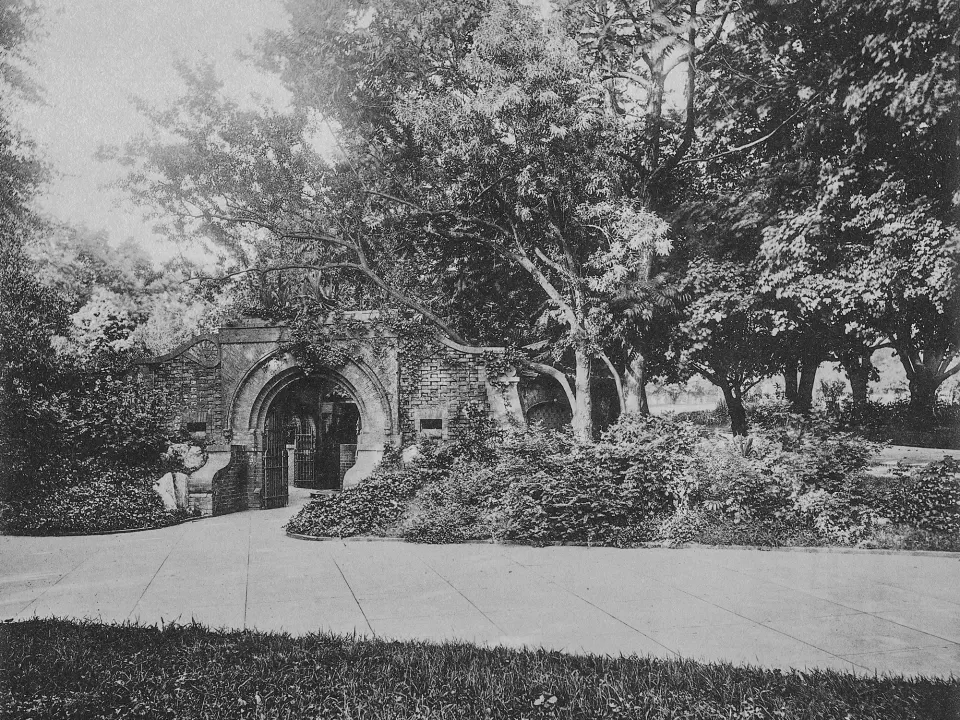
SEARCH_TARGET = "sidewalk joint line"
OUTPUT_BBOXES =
[331,557,374,635]
[690,556,960,652]
[129,523,189,620]
[415,557,507,635]
[498,554,677,656]
[22,541,111,615]
[243,511,253,629]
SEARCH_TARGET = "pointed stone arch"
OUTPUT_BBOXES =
[229,350,396,487]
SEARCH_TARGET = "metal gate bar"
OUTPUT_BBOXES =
[262,412,289,509]
[294,432,317,488]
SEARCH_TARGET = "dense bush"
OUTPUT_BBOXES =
[886,458,960,533]
[59,375,172,465]
[2,373,180,536]
[831,399,960,431]
[495,418,698,545]
[286,410,959,551]
[400,461,508,543]
[288,415,703,545]
[3,461,188,535]
[285,445,445,537]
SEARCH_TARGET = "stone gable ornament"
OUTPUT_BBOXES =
[187,339,220,368]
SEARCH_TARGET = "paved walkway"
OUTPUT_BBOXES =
[2,495,958,678]
[874,444,960,465]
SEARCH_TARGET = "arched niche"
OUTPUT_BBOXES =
[228,351,395,486]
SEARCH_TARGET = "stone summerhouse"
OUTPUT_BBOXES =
[136,314,568,517]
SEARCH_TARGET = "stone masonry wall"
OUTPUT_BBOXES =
[399,341,490,443]
[246,451,264,509]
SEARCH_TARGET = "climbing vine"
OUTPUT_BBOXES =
[482,347,528,390]
[282,305,393,377]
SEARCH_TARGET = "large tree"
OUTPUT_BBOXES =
[0,0,69,496]
[123,0,744,439]
[676,0,959,416]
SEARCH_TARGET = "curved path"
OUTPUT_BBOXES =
[2,494,957,679]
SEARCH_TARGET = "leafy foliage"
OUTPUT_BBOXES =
[289,404,960,550]
[3,463,188,536]
[289,415,702,546]
[285,455,439,538]
[887,458,960,534]
[59,375,172,466]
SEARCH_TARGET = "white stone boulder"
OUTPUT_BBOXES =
[153,473,177,510]
[154,472,191,511]
[172,472,189,509]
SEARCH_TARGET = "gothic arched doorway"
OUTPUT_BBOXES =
[262,376,362,502]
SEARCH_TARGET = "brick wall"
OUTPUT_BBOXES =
[146,355,223,440]
[399,341,490,443]
[212,445,249,516]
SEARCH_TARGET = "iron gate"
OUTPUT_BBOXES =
[294,432,317,488]
[262,411,289,508]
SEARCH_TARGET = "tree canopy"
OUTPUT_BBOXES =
[115,0,960,435]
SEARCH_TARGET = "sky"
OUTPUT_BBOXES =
[17,0,290,264]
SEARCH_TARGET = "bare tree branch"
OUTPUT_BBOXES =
[598,350,626,413]
[525,361,577,411]
[677,98,816,166]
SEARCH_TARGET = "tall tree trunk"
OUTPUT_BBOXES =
[840,351,873,407]
[572,348,594,441]
[796,357,819,412]
[783,360,799,405]
[623,354,650,415]
[907,368,941,423]
[893,343,951,423]
[720,383,748,436]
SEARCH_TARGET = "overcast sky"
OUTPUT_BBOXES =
[18,0,289,263]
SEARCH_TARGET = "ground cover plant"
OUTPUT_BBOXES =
[1,619,956,720]
[2,463,190,536]
[286,411,960,551]
[0,374,187,536]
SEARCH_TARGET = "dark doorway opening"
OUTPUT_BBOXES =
[266,377,360,493]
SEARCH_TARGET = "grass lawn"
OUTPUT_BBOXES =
[1,619,957,719]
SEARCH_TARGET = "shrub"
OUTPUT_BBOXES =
[286,465,426,537]
[887,458,960,533]
[286,411,959,552]
[747,399,805,430]
[669,424,884,546]
[3,461,186,535]
[399,461,508,543]
[496,416,697,545]
[831,398,960,434]
[285,443,455,537]
[60,374,172,467]
[288,415,698,546]
[685,435,798,524]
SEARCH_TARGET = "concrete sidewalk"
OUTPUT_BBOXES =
[2,498,958,678]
